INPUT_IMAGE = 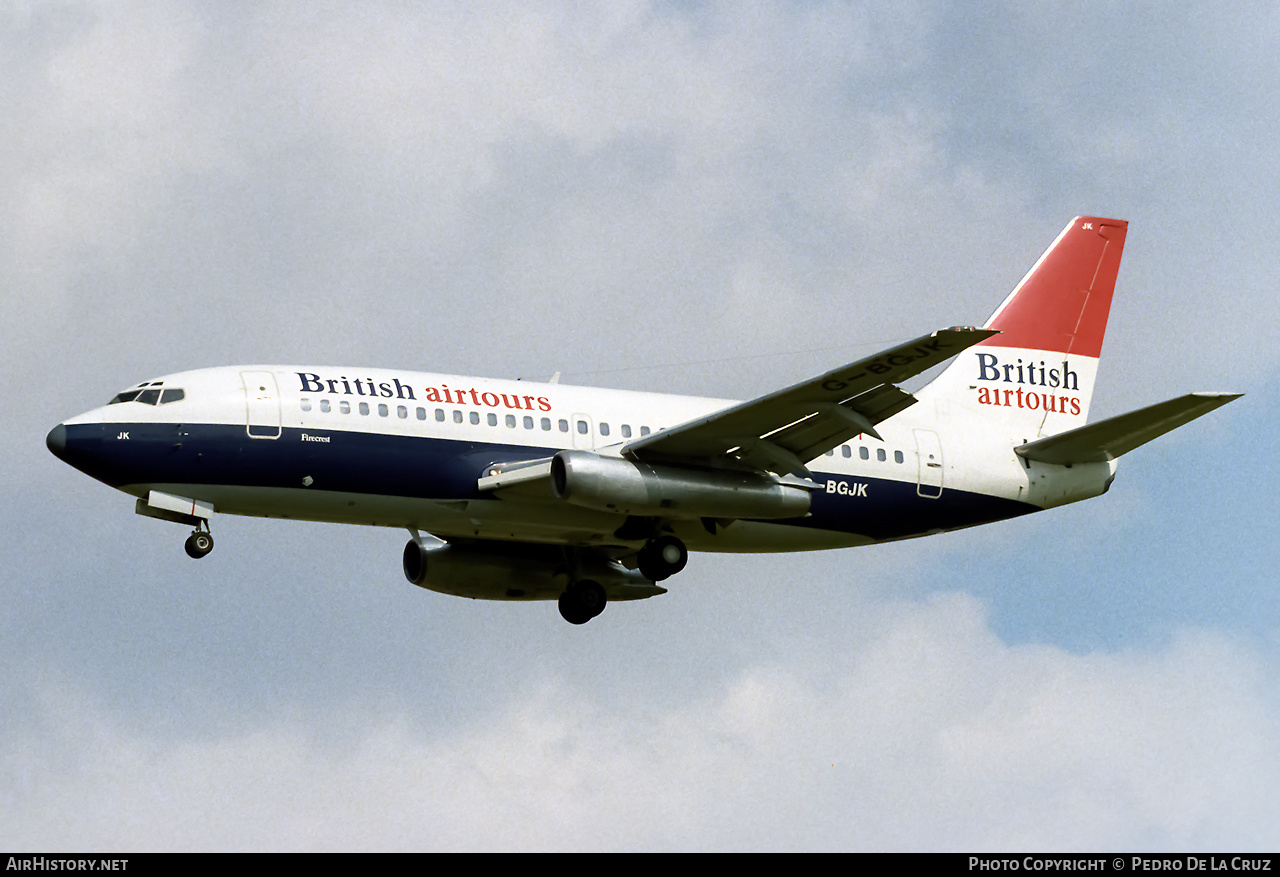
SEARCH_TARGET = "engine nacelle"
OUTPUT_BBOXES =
[550,450,812,520]
[402,539,662,601]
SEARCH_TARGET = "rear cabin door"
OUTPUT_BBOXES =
[913,428,943,498]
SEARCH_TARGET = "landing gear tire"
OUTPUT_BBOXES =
[638,535,687,581]
[558,579,607,625]
[185,530,214,559]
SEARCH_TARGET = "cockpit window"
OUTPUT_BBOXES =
[108,382,185,405]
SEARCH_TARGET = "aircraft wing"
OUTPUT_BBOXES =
[624,327,996,475]
[1015,392,1242,465]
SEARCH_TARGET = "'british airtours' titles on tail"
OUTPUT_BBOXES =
[295,372,553,413]
[973,353,1083,415]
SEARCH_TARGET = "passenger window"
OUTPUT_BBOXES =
[379,404,389,417]
[877,448,886,462]
[470,411,480,425]
[398,405,408,419]
[841,446,851,458]
[488,413,498,427]
[359,402,370,416]
[453,410,463,423]
[600,423,610,437]
[541,417,551,431]
[340,400,351,415]
[416,407,426,420]
[576,420,588,435]
[321,399,331,413]
[640,426,651,436]
[506,414,516,428]
[558,419,568,433]
[301,398,312,412]
[825,449,834,456]
[859,447,869,460]
[435,409,445,422]
[621,424,632,438]
[894,450,904,464]
[523,416,533,429]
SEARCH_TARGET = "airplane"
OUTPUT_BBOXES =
[46,217,1241,624]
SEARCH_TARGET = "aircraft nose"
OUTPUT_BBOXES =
[46,423,67,460]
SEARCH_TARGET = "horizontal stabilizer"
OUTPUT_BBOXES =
[1015,392,1242,465]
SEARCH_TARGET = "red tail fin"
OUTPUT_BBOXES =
[918,217,1128,437]
[981,217,1127,357]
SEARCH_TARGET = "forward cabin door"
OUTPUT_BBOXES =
[242,371,282,439]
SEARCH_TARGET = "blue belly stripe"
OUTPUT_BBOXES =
[57,422,1036,541]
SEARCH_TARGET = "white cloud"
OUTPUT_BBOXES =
[7,594,1276,851]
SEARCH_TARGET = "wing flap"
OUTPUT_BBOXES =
[752,385,919,466]
[1016,392,1242,465]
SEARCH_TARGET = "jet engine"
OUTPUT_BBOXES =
[402,538,662,602]
[549,450,812,520]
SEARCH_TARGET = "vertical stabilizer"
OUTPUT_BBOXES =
[918,217,1128,437]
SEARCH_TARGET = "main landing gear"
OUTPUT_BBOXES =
[558,579,606,625]
[184,524,214,559]
[637,535,687,582]
[556,534,688,625]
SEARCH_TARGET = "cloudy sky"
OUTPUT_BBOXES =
[4,0,1278,851]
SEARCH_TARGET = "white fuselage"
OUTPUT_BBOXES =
[54,365,1116,555]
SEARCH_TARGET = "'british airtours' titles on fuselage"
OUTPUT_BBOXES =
[295,372,553,412]
[973,353,1083,416]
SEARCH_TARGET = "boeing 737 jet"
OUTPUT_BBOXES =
[47,218,1240,623]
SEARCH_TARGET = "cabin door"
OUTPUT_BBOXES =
[242,371,282,439]
[914,428,943,498]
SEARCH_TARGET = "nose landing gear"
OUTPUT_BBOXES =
[184,525,214,559]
